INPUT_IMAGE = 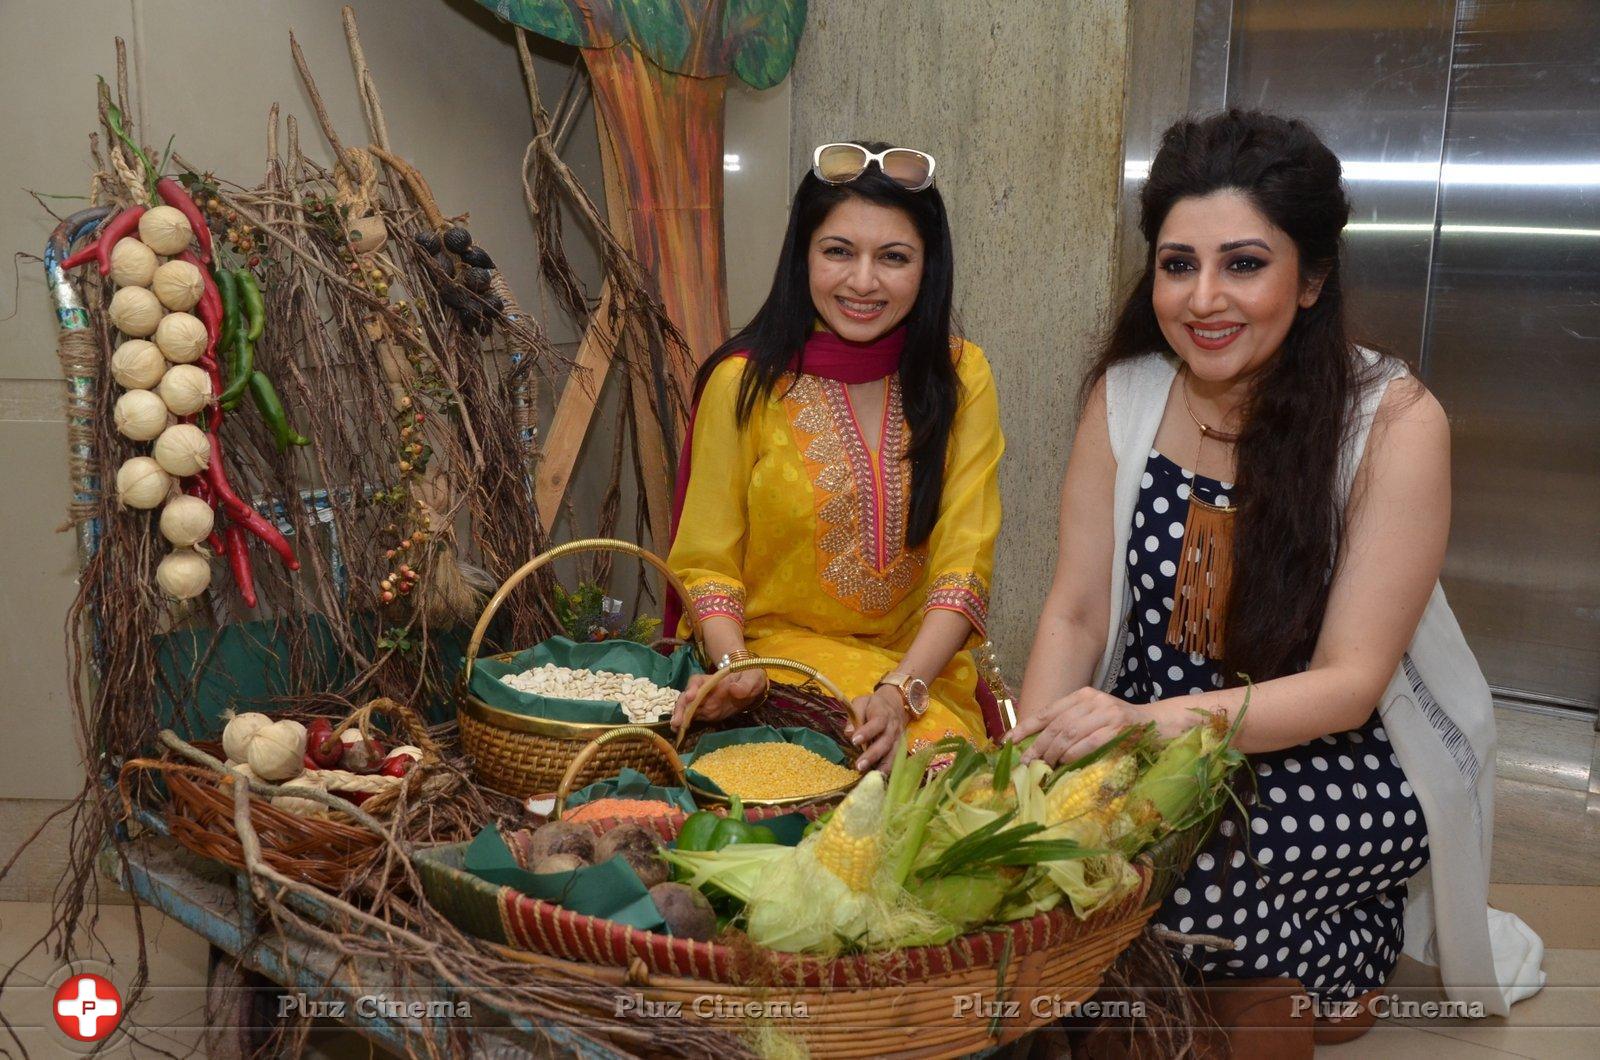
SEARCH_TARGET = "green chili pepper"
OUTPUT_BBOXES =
[219,330,253,408]
[675,809,722,854]
[215,268,240,353]
[237,268,265,342]
[707,797,777,850]
[247,371,309,451]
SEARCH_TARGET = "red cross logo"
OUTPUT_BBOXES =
[52,973,123,1042]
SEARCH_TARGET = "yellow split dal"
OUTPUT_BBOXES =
[693,742,857,801]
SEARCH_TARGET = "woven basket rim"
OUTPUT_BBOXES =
[414,837,1153,988]
[458,686,674,739]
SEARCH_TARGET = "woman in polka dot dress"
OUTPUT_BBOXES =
[1011,110,1482,1051]
[1112,448,1428,1000]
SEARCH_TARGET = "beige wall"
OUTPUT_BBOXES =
[0,0,790,891]
[790,0,1134,678]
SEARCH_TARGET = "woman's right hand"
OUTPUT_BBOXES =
[671,669,768,731]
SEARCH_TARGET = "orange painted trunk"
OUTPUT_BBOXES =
[583,43,729,396]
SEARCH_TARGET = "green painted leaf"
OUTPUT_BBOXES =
[618,0,695,73]
[725,0,806,89]
[474,0,589,47]
[477,0,805,87]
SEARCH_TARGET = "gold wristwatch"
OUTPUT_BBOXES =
[876,671,930,717]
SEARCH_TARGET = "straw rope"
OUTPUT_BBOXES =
[57,329,101,522]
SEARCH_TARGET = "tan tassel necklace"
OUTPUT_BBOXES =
[1166,367,1240,660]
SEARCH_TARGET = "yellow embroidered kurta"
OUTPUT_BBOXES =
[669,340,1004,744]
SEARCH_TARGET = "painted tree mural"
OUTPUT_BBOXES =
[481,0,807,382]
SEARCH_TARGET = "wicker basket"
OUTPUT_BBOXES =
[415,814,1156,1056]
[674,656,863,807]
[119,698,444,892]
[458,539,712,798]
[544,727,844,836]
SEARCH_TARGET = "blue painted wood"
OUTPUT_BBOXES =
[101,836,634,1059]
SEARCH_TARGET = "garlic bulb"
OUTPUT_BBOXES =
[388,744,425,761]
[159,494,216,547]
[247,719,307,782]
[151,259,204,312]
[137,205,193,255]
[108,286,164,338]
[152,423,211,476]
[348,215,387,254]
[157,363,211,416]
[154,312,207,364]
[110,339,167,390]
[115,456,173,509]
[228,761,258,782]
[113,389,171,441]
[222,711,273,762]
[108,239,159,287]
[156,548,211,600]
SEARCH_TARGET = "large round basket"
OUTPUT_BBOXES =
[415,815,1157,1056]
[458,539,709,798]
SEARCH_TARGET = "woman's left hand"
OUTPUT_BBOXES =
[846,687,907,773]
[1006,687,1165,767]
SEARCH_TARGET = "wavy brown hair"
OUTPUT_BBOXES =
[1086,109,1386,684]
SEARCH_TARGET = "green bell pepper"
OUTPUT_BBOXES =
[708,796,777,849]
[676,796,779,855]
[675,808,723,853]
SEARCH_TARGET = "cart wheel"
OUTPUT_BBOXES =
[204,945,274,1059]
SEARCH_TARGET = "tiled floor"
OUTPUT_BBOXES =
[0,705,1595,1057]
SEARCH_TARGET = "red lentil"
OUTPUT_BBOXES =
[566,797,679,823]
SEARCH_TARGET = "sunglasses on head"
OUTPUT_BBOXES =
[811,143,937,192]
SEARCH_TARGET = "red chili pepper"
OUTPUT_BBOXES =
[204,432,299,570]
[184,255,228,432]
[157,179,213,264]
[208,529,228,557]
[225,523,258,607]
[60,206,147,275]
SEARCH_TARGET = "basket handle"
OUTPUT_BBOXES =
[673,656,852,751]
[553,725,687,818]
[463,538,708,683]
[326,696,440,761]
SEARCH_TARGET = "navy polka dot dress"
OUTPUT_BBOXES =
[1112,450,1430,1001]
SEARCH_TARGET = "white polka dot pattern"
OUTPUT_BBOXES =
[1117,450,1429,1003]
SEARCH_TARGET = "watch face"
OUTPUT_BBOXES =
[906,678,930,716]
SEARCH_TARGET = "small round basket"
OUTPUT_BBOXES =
[119,697,445,892]
[675,657,863,807]
[457,539,709,798]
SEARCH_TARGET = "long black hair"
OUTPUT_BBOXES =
[1086,109,1381,684]
[693,142,960,548]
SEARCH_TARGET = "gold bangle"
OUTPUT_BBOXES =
[718,648,756,670]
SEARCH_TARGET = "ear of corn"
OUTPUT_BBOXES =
[1044,752,1137,827]
[1125,710,1230,827]
[812,771,886,892]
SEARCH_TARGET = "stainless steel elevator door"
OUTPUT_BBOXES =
[1214,0,1600,710]
[1421,0,1600,708]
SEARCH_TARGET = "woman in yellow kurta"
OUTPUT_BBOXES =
[666,142,1002,770]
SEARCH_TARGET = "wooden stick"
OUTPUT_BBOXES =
[289,30,347,162]
[536,280,621,526]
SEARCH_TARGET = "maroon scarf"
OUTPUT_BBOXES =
[662,325,906,636]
